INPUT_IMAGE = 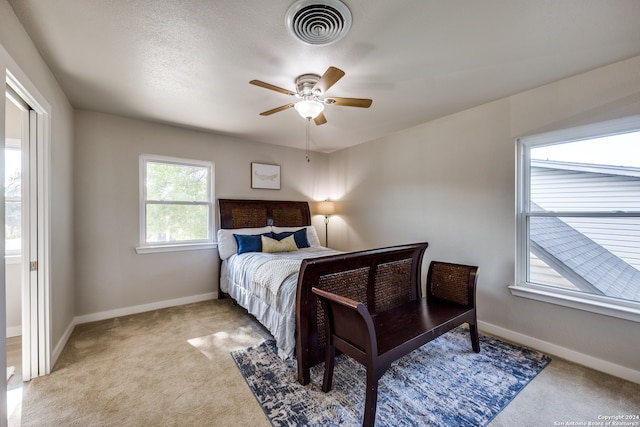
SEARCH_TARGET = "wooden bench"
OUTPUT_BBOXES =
[312,261,479,427]
[296,242,430,385]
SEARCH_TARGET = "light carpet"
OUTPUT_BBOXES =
[232,327,551,426]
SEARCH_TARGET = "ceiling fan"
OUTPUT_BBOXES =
[249,66,372,125]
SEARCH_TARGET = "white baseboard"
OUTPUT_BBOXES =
[478,320,640,384]
[52,320,76,367]
[73,292,218,325]
[6,325,21,338]
[50,292,218,368]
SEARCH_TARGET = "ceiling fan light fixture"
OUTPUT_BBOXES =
[294,99,324,119]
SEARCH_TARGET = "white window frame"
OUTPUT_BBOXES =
[136,154,215,254]
[512,115,640,323]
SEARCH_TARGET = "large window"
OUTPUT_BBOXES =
[514,116,640,322]
[5,140,21,257]
[138,154,214,253]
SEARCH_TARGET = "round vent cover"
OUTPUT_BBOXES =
[285,0,352,46]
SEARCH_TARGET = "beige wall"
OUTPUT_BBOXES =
[1,0,75,372]
[74,111,330,316]
[327,56,640,373]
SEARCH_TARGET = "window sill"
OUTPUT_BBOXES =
[135,242,217,254]
[509,284,640,323]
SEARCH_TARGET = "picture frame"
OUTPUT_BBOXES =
[251,162,281,190]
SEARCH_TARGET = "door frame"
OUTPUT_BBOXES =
[6,69,51,380]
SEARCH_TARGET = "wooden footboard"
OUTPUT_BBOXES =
[294,242,429,385]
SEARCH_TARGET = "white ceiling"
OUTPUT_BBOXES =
[8,0,640,153]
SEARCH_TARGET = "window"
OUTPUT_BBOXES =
[138,154,214,253]
[514,115,640,322]
[5,140,21,257]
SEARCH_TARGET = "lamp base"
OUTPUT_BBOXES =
[324,216,329,247]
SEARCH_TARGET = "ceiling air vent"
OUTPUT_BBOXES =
[285,0,352,46]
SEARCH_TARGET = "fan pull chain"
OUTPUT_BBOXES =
[305,117,311,162]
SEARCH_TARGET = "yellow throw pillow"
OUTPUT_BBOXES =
[261,234,298,253]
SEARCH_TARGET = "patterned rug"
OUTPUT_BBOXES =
[231,327,551,427]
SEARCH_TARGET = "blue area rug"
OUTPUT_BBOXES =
[231,327,551,426]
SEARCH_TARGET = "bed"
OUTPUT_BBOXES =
[217,199,428,385]
[217,199,340,360]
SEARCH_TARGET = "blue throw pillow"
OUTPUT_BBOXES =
[272,228,310,249]
[234,232,273,255]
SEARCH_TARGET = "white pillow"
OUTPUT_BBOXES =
[272,226,321,248]
[217,226,272,260]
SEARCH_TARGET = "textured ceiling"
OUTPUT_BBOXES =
[8,0,640,153]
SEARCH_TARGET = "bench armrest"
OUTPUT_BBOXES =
[426,261,478,308]
[312,287,378,357]
[312,286,360,310]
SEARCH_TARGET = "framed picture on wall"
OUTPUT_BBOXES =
[251,162,281,190]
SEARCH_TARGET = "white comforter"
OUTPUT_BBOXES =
[221,247,340,359]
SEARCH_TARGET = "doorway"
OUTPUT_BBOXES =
[5,89,24,412]
[4,75,50,420]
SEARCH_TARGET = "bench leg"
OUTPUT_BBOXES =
[362,371,379,427]
[470,322,480,353]
[322,343,336,392]
[297,356,310,385]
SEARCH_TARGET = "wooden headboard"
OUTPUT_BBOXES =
[218,199,311,229]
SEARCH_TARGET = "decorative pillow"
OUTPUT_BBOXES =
[272,228,310,248]
[261,234,298,253]
[217,226,272,260]
[234,232,274,255]
[272,226,321,247]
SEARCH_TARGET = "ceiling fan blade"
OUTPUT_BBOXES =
[312,66,345,94]
[260,104,294,116]
[325,97,373,108]
[250,80,296,96]
[313,112,327,125]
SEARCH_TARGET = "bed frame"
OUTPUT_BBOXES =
[218,199,428,385]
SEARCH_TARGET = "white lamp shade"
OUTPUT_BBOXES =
[294,100,324,119]
[316,201,336,216]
